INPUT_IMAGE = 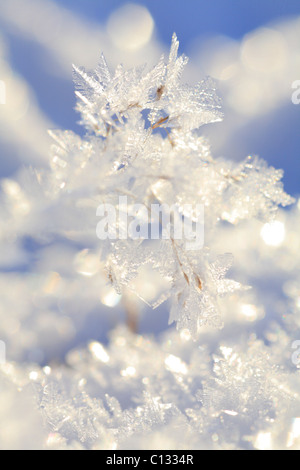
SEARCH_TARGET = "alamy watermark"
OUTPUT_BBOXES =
[291,340,300,366]
[0,80,6,105]
[0,341,6,365]
[292,80,300,105]
[96,197,204,251]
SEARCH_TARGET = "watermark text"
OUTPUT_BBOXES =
[291,340,300,366]
[96,197,204,251]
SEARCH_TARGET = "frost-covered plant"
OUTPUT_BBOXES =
[46,34,292,336]
[0,34,293,346]
[0,33,299,452]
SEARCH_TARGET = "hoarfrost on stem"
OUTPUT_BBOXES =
[0,34,293,339]
[47,34,291,336]
[0,32,298,452]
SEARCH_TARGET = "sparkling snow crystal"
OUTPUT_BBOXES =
[0,34,298,451]
[36,34,293,337]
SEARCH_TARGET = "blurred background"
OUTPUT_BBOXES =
[0,0,299,194]
[0,0,299,363]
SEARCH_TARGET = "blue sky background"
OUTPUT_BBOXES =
[59,0,300,44]
[0,0,299,196]
[54,0,300,194]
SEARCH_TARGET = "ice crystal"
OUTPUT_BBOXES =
[0,35,293,345]
[1,326,299,450]
[22,33,290,337]
[0,33,298,451]
[73,35,223,136]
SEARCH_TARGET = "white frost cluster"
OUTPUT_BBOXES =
[1,322,300,450]
[1,35,292,338]
[0,35,298,450]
